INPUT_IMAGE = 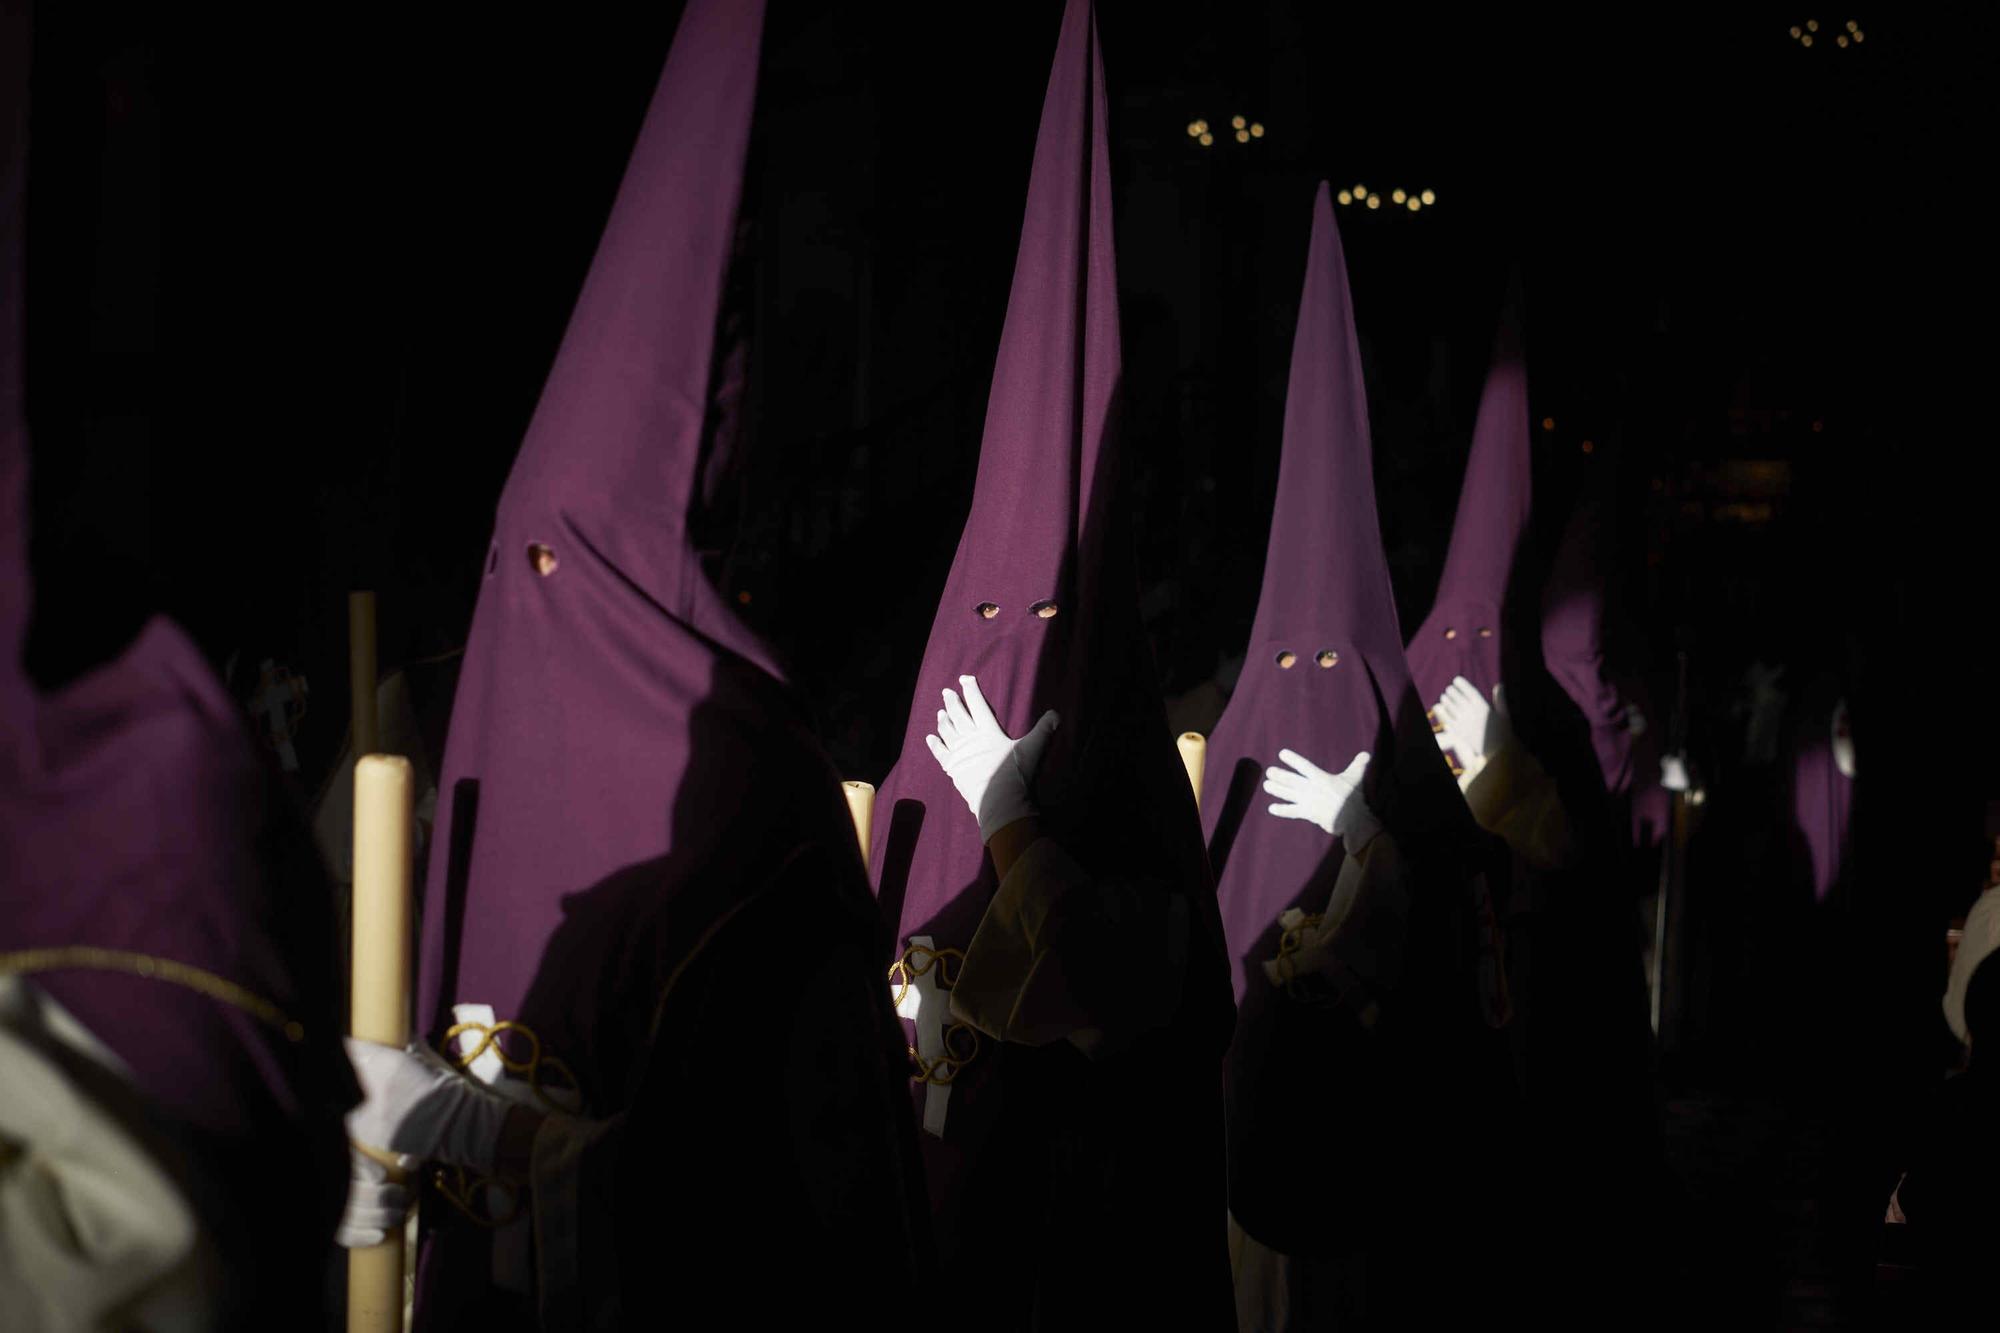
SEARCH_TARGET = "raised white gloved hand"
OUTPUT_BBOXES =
[335,1146,409,1249]
[925,674,1059,843]
[344,1036,510,1173]
[1659,752,1692,793]
[1263,748,1380,847]
[1432,675,1513,771]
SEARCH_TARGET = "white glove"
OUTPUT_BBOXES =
[1660,752,1691,793]
[924,674,1058,843]
[1263,748,1380,847]
[344,1036,510,1173]
[335,1146,409,1249]
[1432,676,1513,770]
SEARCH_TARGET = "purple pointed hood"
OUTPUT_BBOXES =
[1,4,351,1309]
[1405,297,1531,709]
[1201,185,1415,1000]
[417,0,863,1110]
[870,0,1204,950]
[865,0,1219,1213]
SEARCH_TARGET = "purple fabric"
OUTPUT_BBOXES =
[417,0,777,1064]
[414,2,932,1320]
[1541,455,1643,798]
[1792,738,1852,904]
[865,0,1228,1317]
[1405,301,1532,710]
[1206,186,1493,1261]
[868,0,1139,954]
[1788,691,1853,904]
[1,4,351,1313]
[1201,186,1412,1001]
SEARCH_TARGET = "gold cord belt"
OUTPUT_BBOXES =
[0,946,304,1041]
[888,942,981,1086]
[431,1017,582,1229]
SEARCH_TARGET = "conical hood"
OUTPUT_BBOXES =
[1405,289,1532,707]
[1202,184,1413,999]
[417,0,854,1110]
[871,0,1189,951]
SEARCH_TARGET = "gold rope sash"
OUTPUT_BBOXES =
[0,946,304,1041]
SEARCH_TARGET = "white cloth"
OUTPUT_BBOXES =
[0,978,214,1331]
[1944,885,2000,1044]
[895,935,955,1137]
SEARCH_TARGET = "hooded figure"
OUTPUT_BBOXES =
[401,1,928,1324]
[1540,447,1661,809]
[1404,298,1532,716]
[1202,187,1512,1325]
[865,1,1234,1324]
[0,2,353,1323]
[1420,310,1667,1320]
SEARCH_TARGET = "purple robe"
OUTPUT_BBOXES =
[415,0,926,1322]
[0,3,352,1320]
[865,0,1232,1323]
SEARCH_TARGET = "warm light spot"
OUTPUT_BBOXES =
[1789,25,1802,37]
[1338,190,1353,205]
[1353,183,1367,198]
[1806,18,1819,31]
[1250,123,1265,138]
[1407,197,1421,211]
[1366,194,1381,209]
[1194,119,1209,134]
[1236,129,1250,143]
[1581,439,1596,453]
[1811,420,1824,432]
[1541,416,1556,431]
[1200,132,1214,146]
[1187,121,1202,137]
[1392,188,1407,204]
[1231,115,1247,130]
[1836,34,1848,46]
[1852,29,1863,41]
[1421,188,1436,205]
[1846,19,1858,31]
[1801,33,1813,45]
[1276,651,1298,669]
[1444,628,1458,640]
